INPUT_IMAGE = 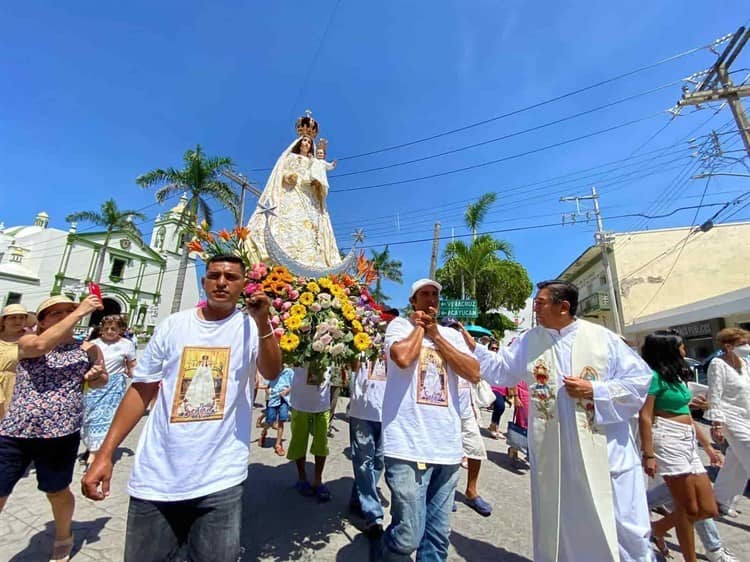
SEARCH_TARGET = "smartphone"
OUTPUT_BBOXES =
[88,282,102,299]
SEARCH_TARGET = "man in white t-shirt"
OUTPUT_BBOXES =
[82,255,282,562]
[348,308,398,538]
[379,279,479,561]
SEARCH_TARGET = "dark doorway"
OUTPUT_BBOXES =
[89,297,122,326]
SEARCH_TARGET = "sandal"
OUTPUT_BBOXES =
[651,535,671,559]
[50,535,74,562]
[315,484,332,503]
[294,480,315,497]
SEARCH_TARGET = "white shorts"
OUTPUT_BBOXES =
[461,414,487,460]
[653,416,706,476]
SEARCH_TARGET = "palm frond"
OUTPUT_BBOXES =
[65,211,104,224]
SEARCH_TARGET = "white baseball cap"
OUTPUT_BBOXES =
[409,278,442,298]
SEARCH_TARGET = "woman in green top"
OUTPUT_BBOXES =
[639,330,720,562]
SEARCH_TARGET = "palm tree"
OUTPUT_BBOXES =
[136,145,239,313]
[443,234,512,298]
[66,199,147,283]
[464,192,497,240]
[369,245,403,303]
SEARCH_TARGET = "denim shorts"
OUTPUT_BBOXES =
[266,401,290,425]
[0,431,80,496]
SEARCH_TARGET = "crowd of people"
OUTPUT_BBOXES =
[0,262,748,561]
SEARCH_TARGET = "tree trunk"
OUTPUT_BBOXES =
[94,229,113,283]
[171,240,190,313]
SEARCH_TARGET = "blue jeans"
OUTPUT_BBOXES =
[491,390,505,425]
[349,417,384,526]
[381,458,459,561]
[124,483,244,562]
[647,481,722,552]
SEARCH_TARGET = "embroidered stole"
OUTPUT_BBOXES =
[526,320,619,562]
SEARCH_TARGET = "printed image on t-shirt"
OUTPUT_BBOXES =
[170,346,231,423]
[417,347,448,407]
[368,356,387,381]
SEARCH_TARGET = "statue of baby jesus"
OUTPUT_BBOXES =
[310,138,336,210]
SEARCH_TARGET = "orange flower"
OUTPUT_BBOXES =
[234,226,250,241]
[268,273,282,284]
[218,229,232,241]
[272,282,287,295]
[273,266,290,277]
[187,239,204,253]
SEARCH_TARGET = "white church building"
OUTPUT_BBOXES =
[0,195,200,334]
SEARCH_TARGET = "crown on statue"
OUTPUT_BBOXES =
[296,109,319,139]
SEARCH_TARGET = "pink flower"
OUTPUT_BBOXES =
[273,298,283,309]
[282,312,290,320]
[273,327,284,337]
[270,315,281,327]
[289,289,300,300]
[248,270,261,281]
[282,301,292,311]
[244,282,262,295]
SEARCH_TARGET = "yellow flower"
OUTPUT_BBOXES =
[343,307,356,321]
[285,316,302,330]
[280,332,300,351]
[354,332,371,351]
[351,319,363,333]
[306,281,320,294]
[299,292,314,306]
[318,277,332,289]
[290,304,307,318]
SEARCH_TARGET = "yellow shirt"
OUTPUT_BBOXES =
[0,339,19,404]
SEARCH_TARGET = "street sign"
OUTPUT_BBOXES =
[439,299,478,319]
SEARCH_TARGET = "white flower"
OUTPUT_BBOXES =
[312,340,325,352]
[331,342,346,356]
[332,298,342,309]
[310,302,322,313]
[319,333,333,345]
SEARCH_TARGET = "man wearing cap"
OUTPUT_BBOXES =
[379,279,480,561]
[0,304,37,419]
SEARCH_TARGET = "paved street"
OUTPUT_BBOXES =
[1,401,749,561]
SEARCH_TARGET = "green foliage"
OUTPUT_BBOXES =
[436,192,533,316]
[477,311,517,339]
[66,198,147,239]
[369,245,403,304]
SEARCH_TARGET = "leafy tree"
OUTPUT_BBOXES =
[66,199,147,283]
[436,192,532,318]
[136,145,239,312]
[369,245,403,303]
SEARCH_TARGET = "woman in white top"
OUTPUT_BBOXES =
[81,315,136,468]
[706,327,750,518]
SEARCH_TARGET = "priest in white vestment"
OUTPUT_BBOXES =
[472,280,654,562]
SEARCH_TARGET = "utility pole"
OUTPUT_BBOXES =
[429,222,441,279]
[678,27,750,158]
[561,187,623,335]
[221,169,263,226]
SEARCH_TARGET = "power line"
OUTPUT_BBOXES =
[331,112,665,193]
[248,32,732,172]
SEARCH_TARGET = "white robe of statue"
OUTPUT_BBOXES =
[185,362,215,409]
[245,137,341,268]
[475,319,654,562]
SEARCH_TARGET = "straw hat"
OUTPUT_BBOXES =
[36,295,78,317]
[0,304,37,328]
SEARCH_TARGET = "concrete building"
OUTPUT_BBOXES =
[559,221,750,360]
[0,195,200,333]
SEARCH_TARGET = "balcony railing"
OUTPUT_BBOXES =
[580,291,610,315]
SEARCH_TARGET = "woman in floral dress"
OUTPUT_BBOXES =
[0,295,106,562]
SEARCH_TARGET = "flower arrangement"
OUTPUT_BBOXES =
[188,225,386,382]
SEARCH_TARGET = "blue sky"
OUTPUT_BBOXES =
[2,2,748,307]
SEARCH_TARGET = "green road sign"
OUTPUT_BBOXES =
[438,299,478,319]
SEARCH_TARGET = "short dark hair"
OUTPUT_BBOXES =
[206,254,246,272]
[536,280,579,316]
[641,330,690,384]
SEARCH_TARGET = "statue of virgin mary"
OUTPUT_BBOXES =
[245,113,342,270]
